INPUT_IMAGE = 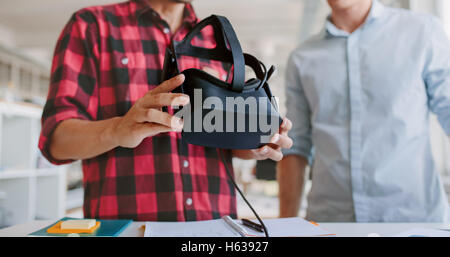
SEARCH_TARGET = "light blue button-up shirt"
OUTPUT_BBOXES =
[284,0,450,222]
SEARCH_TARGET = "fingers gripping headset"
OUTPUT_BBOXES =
[162,15,282,237]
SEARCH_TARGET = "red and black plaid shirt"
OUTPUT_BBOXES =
[39,0,237,221]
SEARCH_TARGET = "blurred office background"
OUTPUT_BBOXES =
[0,0,449,227]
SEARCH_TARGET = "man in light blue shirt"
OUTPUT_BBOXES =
[278,0,450,222]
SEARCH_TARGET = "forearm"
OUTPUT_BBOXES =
[49,117,120,161]
[47,75,188,162]
[277,155,308,217]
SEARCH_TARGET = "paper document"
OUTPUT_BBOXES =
[256,217,334,237]
[144,219,241,237]
[144,217,334,237]
[393,228,450,237]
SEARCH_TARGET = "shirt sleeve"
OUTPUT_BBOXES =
[281,52,314,164]
[38,10,100,165]
[423,17,450,135]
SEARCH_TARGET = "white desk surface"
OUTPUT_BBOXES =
[0,220,449,237]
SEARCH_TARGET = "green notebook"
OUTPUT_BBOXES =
[28,217,132,237]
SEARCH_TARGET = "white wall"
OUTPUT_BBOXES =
[0,24,15,48]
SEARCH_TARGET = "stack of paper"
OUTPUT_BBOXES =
[60,219,96,230]
[144,217,334,237]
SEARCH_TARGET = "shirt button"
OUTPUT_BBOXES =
[121,57,129,65]
[163,27,170,34]
[183,160,189,168]
[186,198,193,206]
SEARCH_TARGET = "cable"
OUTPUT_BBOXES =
[219,149,269,237]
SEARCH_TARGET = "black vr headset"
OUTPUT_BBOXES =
[162,15,282,149]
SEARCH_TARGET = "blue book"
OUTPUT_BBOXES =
[28,217,132,237]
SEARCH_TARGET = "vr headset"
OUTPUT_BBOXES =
[162,15,282,149]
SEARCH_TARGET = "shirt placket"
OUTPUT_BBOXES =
[157,19,196,221]
[180,155,195,221]
[347,30,367,222]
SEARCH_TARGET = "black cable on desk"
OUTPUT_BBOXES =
[219,149,269,237]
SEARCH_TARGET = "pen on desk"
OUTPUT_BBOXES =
[222,215,248,237]
[241,219,264,232]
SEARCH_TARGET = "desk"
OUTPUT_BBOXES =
[0,220,449,237]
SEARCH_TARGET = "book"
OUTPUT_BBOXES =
[28,217,132,237]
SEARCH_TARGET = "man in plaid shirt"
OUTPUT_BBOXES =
[39,0,293,221]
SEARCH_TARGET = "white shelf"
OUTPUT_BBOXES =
[0,100,68,227]
[35,168,62,177]
[0,101,42,119]
[0,168,62,179]
[0,169,32,179]
[0,44,67,227]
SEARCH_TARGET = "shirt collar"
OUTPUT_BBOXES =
[132,0,198,27]
[325,0,385,37]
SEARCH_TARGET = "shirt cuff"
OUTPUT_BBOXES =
[38,112,89,165]
[282,145,313,165]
